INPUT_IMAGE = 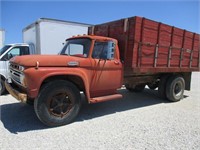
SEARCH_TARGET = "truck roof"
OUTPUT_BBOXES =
[23,18,92,32]
[5,43,30,47]
[67,35,118,43]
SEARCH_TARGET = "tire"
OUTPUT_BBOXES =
[166,76,185,102]
[34,80,81,127]
[0,79,6,95]
[158,75,169,99]
[126,84,145,92]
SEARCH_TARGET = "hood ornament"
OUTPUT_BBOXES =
[35,61,39,69]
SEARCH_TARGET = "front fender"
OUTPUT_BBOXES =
[24,67,91,101]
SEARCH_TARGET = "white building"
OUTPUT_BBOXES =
[0,29,5,48]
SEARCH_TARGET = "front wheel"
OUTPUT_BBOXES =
[34,80,81,127]
[166,76,185,102]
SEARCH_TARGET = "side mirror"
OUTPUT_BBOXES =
[8,53,13,59]
[107,41,115,60]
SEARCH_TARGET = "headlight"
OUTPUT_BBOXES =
[20,74,27,87]
[18,66,25,71]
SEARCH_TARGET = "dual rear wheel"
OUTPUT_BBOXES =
[126,75,185,102]
[159,75,185,102]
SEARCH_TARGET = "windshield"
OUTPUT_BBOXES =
[0,45,11,55]
[60,38,91,58]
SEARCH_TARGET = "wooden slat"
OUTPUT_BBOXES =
[189,33,195,68]
[180,30,186,67]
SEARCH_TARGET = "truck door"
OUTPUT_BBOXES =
[90,40,123,97]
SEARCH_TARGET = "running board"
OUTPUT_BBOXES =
[90,94,123,103]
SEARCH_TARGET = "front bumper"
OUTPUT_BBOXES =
[5,80,27,103]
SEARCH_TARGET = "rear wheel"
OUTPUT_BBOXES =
[166,76,185,102]
[34,80,81,127]
[158,75,169,99]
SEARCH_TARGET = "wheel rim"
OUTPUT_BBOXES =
[174,81,182,97]
[48,91,73,118]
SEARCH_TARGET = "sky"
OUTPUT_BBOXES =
[0,0,200,44]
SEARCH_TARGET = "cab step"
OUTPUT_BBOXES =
[90,94,122,103]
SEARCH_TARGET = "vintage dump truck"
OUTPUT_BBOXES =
[5,16,200,126]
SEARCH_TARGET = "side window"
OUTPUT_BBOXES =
[1,46,29,61]
[8,48,20,57]
[2,47,20,60]
[20,46,30,55]
[92,41,115,60]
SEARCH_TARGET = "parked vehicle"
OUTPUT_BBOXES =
[23,18,91,54]
[5,16,200,127]
[0,43,34,95]
[0,18,90,95]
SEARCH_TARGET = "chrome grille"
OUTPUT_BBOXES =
[9,63,23,85]
[10,63,20,70]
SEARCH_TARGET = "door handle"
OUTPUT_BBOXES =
[114,60,120,65]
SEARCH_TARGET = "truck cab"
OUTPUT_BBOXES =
[0,43,34,95]
[60,35,123,100]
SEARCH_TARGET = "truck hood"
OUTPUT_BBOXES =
[10,55,88,67]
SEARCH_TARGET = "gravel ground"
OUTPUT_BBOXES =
[0,72,200,150]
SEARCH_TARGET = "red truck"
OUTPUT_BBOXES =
[5,16,200,127]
